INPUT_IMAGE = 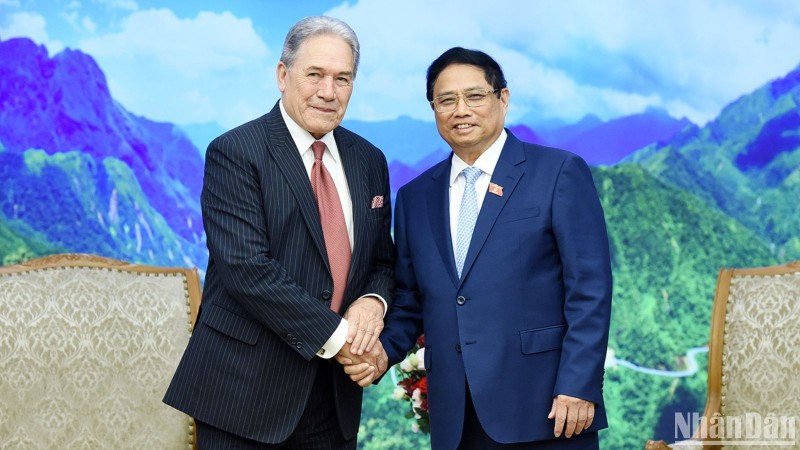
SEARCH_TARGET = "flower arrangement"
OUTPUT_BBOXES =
[392,335,429,433]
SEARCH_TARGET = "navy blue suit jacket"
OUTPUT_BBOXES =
[164,102,394,443]
[381,131,612,450]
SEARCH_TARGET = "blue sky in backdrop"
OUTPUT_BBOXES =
[2,0,800,129]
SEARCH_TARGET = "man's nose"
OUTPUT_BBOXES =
[316,76,336,100]
[453,96,471,115]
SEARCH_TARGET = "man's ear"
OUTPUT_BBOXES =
[500,87,510,111]
[276,62,288,93]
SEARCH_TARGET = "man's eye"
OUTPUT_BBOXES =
[307,73,322,80]
[467,94,486,102]
[438,97,456,105]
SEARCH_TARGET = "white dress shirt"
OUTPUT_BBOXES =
[279,101,385,359]
[449,129,507,256]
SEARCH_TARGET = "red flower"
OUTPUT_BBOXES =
[412,376,427,394]
[395,334,430,434]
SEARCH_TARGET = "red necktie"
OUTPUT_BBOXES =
[311,141,351,313]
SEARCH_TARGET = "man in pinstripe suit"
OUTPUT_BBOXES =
[163,16,394,449]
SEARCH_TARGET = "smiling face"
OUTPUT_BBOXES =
[277,34,355,138]
[431,64,509,162]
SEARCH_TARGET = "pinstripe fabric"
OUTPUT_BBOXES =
[164,101,395,444]
[195,364,356,449]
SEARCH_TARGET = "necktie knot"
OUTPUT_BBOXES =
[312,141,326,162]
[462,166,482,186]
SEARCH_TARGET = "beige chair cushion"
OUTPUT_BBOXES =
[0,258,196,448]
[646,263,800,450]
[720,271,800,448]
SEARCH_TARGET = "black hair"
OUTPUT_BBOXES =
[426,47,507,101]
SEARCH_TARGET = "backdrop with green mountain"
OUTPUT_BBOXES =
[1,35,797,449]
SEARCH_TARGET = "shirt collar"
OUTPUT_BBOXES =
[279,100,339,163]
[449,129,507,187]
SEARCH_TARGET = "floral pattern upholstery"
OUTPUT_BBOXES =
[719,270,800,449]
[0,256,197,448]
[647,262,800,450]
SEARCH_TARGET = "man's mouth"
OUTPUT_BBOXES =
[311,105,336,113]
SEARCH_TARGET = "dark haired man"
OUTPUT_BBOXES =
[377,47,612,449]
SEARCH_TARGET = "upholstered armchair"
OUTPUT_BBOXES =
[0,254,201,448]
[646,261,800,450]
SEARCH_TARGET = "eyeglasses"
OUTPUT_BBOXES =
[431,88,500,113]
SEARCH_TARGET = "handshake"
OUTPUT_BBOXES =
[335,296,390,387]
[335,337,388,387]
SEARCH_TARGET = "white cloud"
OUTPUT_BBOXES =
[664,100,708,125]
[327,0,488,122]
[96,0,138,12]
[0,11,64,54]
[81,15,97,33]
[0,0,21,6]
[14,0,792,128]
[596,89,662,117]
[329,0,800,124]
[79,8,273,128]
[82,9,268,74]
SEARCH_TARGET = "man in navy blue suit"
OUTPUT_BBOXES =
[365,47,613,449]
[164,16,393,449]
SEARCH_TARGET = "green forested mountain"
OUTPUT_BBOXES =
[627,66,800,261]
[592,164,776,448]
[600,66,800,447]
[0,148,206,269]
[0,211,63,266]
[0,37,207,270]
[2,34,798,450]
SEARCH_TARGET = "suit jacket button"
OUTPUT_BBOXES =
[296,342,303,349]
[321,290,332,300]
[456,295,466,305]
[456,344,462,353]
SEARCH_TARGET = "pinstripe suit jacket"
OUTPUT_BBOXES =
[163,102,395,443]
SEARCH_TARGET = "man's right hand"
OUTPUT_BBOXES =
[548,394,595,438]
[335,339,388,387]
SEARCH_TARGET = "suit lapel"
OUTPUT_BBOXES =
[263,105,329,270]
[426,159,460,288]
[459,133,526,285]
[335,129,365,292]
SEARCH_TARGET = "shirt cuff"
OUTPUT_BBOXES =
[358,293,388,318]
[317,318,348,359]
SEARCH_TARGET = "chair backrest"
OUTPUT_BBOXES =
[703,260,800,446]
[0,253,201,449]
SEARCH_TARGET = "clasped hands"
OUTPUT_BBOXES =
[336,296,388,387]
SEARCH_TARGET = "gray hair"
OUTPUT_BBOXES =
[280,16,361,77]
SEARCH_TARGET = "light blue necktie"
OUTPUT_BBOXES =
[455,166,482,278]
